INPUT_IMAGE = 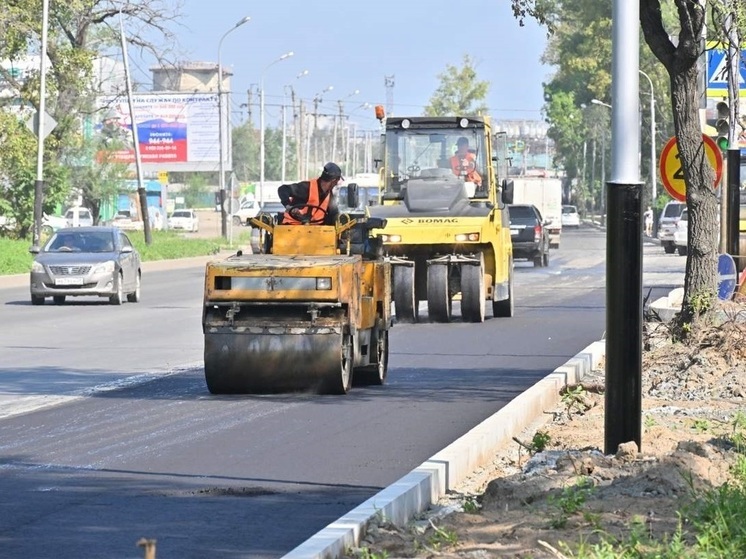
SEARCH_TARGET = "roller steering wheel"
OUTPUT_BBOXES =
[287,202,329,225]
[406,164,421,175]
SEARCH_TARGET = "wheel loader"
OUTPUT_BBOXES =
[202,185,391,394]
[367,112,515,323]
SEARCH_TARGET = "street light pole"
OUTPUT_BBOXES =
[260,51,294,206]
[217,15,251,239]
[32,0,50,251]
[306,86,333,177]
[282,70,308,182]
[591,99,614,224]
[334,90,359,166]
[639,70,656,203]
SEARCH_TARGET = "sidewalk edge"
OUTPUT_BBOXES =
[282,339,606,559]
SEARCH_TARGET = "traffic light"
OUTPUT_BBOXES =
[715,101,730,150]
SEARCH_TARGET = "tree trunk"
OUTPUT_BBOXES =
[640,0,719,328]
[669,68,720,320]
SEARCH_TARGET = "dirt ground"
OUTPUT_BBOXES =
[346,302,746,558]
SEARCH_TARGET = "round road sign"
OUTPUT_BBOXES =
[718,253,737,301]
[659,135,723,202]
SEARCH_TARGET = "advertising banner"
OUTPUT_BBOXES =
[95,93,225,172]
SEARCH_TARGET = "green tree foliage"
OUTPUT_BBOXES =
[528,0,671,207]
[64,133,130,224]
[181,174,210,209]
[423,55,489,116]
[232,122,259,182]
[510,0,723,327]
[0,112,67,238]
[0,1,182,235]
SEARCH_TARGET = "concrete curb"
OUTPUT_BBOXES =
[283,339,606,559]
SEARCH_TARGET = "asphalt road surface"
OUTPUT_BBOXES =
[0,225,683,558]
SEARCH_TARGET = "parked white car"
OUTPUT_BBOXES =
[64,206,94,227]
[168,209,199,232]
[42,213,68,232]
[657,201,686,254]
[231,198,260,226]
[673,208,688,256]
[111,210,144,231]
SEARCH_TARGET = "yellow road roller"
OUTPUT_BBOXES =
[368,112,515,323]
[202,189,391,394]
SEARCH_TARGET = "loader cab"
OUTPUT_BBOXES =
[381,117,489,202]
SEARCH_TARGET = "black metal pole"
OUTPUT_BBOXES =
[726,149,740,262]
[605,181,643,454]
[32,179,44,250]
[220,188,228,238]
[137,186,152,245]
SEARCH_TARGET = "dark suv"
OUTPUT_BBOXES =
[508,204,550,267]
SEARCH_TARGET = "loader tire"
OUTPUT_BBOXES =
[461,256,485,323]
[393,265,418,323]
[493,260,515,318]
[427,263,451,323]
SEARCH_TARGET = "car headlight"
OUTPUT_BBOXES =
[455,233,480,242]
[92,261,116,274]
[381,234,402,243]
[31,261,44,273]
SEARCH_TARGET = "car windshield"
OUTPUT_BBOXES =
[115,211,132,219]
[562,206,577,214]
[663,203,685,218]
[382,126,487,198]
[172,210,191,218]
[46,231,115,253]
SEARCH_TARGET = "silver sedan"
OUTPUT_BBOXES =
[29,227,141,305]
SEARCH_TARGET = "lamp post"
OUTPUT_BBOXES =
[346,102,371,175]
[32,0,50,251]
[282,69,308,182]
[306,85,333,176]
[217,15,251,239]
[591,99,614,224]
[638,70,656,203]
[260,51,294,206]
[334,90,359,166]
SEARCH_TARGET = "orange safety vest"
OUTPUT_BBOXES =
[450,152,482,186]
[281,179,331,225]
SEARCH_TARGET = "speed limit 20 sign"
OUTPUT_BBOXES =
[659,135,723,201]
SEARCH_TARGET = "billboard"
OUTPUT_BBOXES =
[95,93,227,173]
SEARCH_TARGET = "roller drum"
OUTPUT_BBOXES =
[204,326,351,394]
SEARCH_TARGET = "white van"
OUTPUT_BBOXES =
[64,207,94,227]
[657,201,686,254]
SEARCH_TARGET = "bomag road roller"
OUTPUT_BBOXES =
[202,186,391,395]
[367,112,515,323]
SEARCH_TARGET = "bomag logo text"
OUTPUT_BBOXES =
[411,218,459,224]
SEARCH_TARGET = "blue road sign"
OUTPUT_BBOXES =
[706,44,746,95]
[718,253,738,300]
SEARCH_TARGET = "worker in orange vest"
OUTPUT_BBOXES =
[450,137,482,188]
[279,162,343,225]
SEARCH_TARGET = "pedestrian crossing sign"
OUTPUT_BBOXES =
[706,41,746,98]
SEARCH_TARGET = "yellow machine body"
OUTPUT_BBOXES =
[202,216,391,394]
[368,115,515,323]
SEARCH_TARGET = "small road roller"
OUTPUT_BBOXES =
[202,187,391,394]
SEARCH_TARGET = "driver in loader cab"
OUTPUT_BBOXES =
[279,162,342,225]
[450,137,482,189]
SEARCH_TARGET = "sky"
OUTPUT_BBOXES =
[134,0,552,132]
